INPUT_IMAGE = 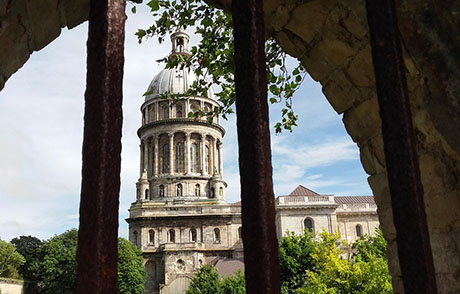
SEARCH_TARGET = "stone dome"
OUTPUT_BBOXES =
[145,28,215,101]
[145,65,215,101]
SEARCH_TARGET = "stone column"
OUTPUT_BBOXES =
[169,133,174,174]
[185,100,190,118]
[218,142,223,177]
[168,102,172,119]
[185,133,191,174]
[213,139,218,175]
[144,140,149,175]
[139,143,143,174]
[200,134,206,175]
[154,136,159,177]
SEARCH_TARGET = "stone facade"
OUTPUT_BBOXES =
[127,31,379,294]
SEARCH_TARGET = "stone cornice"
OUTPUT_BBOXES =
[137,119,225,137]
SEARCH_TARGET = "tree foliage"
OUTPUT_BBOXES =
[296,231,392,294]
[186,265,246,294]
[133,0,307,133]
[117,237,146,294]
[11,235,43,281]
[27,229,145,294]
[187,264,222,294]
[352,229,387,262]
[279,231,316,293]
[31,229,78,294]
[0,239,25,279]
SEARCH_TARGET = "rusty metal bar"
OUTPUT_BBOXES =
[232,0,280,293]
[75,0,126,292]
[365,0,437,293]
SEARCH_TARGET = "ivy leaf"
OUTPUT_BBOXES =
[131,6,137,14]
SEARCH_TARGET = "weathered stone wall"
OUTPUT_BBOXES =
[259,1,460,293]
[0,0,89,91]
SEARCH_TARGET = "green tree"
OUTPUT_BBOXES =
[279,231,316,293]
[296,231,392,294]
[221,271,245,294]
[31,229,78,294]
[117,237,146,294]
[0,239,25,279]
[30,229,145,294]
[133,0,307,133]
[186,265,246,294]
[352,229,387,261]
[10,235,43,281]
[187,264,222,294]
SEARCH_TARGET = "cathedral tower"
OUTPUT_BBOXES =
[128,29,242,294]
[136,28,227,203]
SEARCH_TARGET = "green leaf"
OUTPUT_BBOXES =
[147,0,160,11]
[131,6,136,14]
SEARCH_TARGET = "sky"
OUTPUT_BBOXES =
[0,5,372,242]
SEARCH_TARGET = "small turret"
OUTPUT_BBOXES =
[170,28,191,58]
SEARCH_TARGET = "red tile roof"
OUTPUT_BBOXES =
[334,196,375,204]
[289,185,320,196]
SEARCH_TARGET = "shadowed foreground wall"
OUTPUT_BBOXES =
[2,0,460,293]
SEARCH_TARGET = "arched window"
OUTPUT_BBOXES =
[176,104,183,118]
[144,189,149,200]
[162,105,169,119]
[219,187,223,197]
[204,145,209,174]
[304,218,314,233]
[176,184,183,197]
[214,228,221,243]
[161,144,169,174]
[195,184,200,196]
[175,142,185,173]
[356,224,362,237]
[190,228,197,242]
[159,185,165,197]
[238,227,242,240]
[148,229,155,245]
[169,229,176,243]
[191,143,200,173]
[133,231,138,246]
[210,187,215,198]
[191,103,199,113]
[136,189,140,200]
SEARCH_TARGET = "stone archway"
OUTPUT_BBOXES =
[0,0,89,91]
[2,0,460,293]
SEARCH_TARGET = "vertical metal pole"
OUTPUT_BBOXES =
[232,0,280,293]
[75,0,125,292]
[365,0,437,293]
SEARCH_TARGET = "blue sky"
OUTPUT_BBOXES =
[0,6,371,242]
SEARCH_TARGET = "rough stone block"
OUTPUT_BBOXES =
[26,0,62,51]
[342,97,381,144]
[322,69,358,114]
[345,44,375,87]
[313,37,356,66]
[284,0,326,43]
[359,133,385,175]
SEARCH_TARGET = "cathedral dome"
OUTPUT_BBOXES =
[145,66,215,101]
[145,28,215,101]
